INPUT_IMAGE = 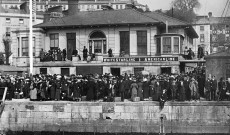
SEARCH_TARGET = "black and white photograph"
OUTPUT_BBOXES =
[0,0,230,134]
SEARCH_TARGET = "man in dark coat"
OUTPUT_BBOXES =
[62,48,67,61]
[159,89,167,110]
[183,76,191,101]
[210,76,217,101]
[83,46,88,61]
[197,45,204,59]
[86,77,95,101]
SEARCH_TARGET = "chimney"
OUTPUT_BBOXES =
[208,12,212,18]
[68,0,79,15]
[20,2,29,14]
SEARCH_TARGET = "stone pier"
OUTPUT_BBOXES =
[0,101,230,135]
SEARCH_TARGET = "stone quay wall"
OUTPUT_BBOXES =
[0,101,230,134]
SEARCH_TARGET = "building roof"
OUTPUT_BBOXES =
[144,11,188,26]
[205,50,230,59]
[34,9,163,28]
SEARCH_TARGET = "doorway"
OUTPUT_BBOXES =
[67,33,76,60]
[111,68,120,77]
[161,67,171,74]
[120,31,130,56]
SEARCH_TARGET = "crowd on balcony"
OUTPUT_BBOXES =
[39,48,81,62]
[0,66,230,104]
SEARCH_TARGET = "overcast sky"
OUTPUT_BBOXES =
[137,0,228,17]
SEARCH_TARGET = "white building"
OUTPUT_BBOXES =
[9,0,199,75]
[0,4,44,64]
[0,0,144,12]
[193,15,211,55]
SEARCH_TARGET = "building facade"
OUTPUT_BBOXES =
[0,5,43,64]
[9,5,198,75]
[193,12,230,55]
[0,0,143,12]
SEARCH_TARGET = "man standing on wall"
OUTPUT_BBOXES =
[210,76,217,101]
[83,46,88,61]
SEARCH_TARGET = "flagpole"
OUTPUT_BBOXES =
[29,0,33,75]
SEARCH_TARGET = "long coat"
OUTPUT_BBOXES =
[130,82,138,100]
[143,81,150,99]
[137,82,143,100]
[87,80,95,101]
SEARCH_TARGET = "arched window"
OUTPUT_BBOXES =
[89,31,107,54]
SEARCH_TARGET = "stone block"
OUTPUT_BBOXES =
[111,119,126,126]
[140,125,159,133]
[131,124,141,133]
[88,106,103,113]
[186,126,202,133]
[102,112,121,120]
[129,112,142,119]
[148,106,160,113]
[53,105,64,112]
[96,119,112,125]
[64,104,72,113]
[201,126,217,133]
[142,106,149,113]
[44,112,56,119]
[88,112,101,120]
[39,105,53,112]
[57,112,71,119]
[72,106,89,113]
[120,113,131,119]
[40,118,53,124]
[114,106,124,113]
[215,126,230,133]
[96,125,107,133]
[17,118,27,124]
[124,106,141,113]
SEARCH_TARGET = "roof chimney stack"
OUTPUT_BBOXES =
[68,0,79,15]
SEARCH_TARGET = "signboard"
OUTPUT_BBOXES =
[103,57,178,62]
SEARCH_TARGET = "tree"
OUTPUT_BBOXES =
[167,0,201,22]
[2,35,12,65]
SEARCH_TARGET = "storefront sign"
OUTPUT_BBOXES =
[103,57,178,62]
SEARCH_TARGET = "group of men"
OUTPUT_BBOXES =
[0,70,229,102]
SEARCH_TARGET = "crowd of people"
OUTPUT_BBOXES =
[0,67,230,103]
[39,48,80,62]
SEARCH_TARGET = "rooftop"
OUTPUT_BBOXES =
[34,9,161,28]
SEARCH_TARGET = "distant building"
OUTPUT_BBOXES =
[8,0,199,75]
[193,12,230,55]
[0,3,44,64]
[0,0,146,12]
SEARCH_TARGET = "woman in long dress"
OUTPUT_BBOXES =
[130,79,138,101]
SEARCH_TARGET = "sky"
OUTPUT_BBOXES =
[137,0,228,17]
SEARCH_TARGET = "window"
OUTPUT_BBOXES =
[116,5,118,9]
[97,5,100,9]
[137,31,147,55]
[94,41,102,53]
[6,27,11,37]
[19,18,24,24]
[173,37,179,53]
[200,34,205,42]
[6,18,10,23]
[22,37,35,56]
[89,31,107,54]
[162,37,171,54]
[61,68,70,76]
[134,67,144,75]
[120,5,123,9]
[40,68,47,74]
[200,26,204,31]
[50,33,59,50]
